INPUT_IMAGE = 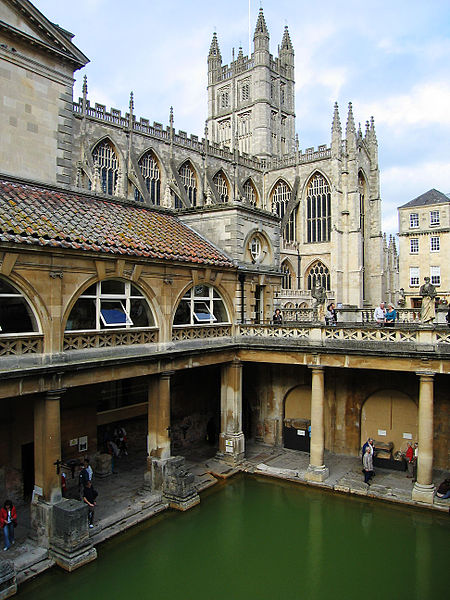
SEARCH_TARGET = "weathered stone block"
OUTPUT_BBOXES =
[0,560,16,600]
[95,453,112,478]
[49,499,97,572]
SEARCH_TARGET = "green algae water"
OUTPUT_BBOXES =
[17,476,448,600]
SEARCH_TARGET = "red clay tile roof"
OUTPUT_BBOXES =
[0,179,233,267]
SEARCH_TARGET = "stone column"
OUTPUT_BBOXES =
[412,372,435,504]
[305,366,329,482]
[218,359,245,464]
[31,389,64,546]
[144,372,172,493]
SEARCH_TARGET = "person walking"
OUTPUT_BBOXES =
[83,480,98,529]
[0,500,17,551]
[361,437,374,463]
[363,447,374,485]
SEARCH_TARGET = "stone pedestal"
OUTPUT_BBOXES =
[305,464,329,483]
[30,498,53,547]
[145,457,199,511]
[0,560,16,600]
[412,482,435,505]
[49,499,97,571]
[95,453,112,478]
[218,432,245,465]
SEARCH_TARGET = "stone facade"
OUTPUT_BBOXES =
[398,189,449,308]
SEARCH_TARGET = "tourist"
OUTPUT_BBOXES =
[435,478,450,499]
[83,480,98,529]
[374,302,386,326]
[361,437,374,463]
[272,308,283,325]
[412,442,418,481]
[325,303,337,326]
[0,500,17,551]
[61,472,67,497]
[446,308,450,328]
[114,425,128,456]
[405,442,414,478]
[384,303,397,327]
[363,447,373,485]
[79,459,91,498]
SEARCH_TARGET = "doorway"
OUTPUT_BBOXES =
[21,442,34,500]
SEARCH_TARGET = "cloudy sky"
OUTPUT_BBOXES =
[34,0,450,235]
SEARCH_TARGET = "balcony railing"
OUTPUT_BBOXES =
[63,328,159,351]
[0,334,44,356]
[172,324,232,342]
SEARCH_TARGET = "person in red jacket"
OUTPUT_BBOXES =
[405,442,414,478]
[0,500,17,551]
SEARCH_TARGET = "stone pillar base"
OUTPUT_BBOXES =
[218,432,245,465]
[49,499,97,572]
[0,559,16,600]
[164,492,200,511]
[94,453,112,478]
[144,457,200,511]
[30,499,53,547]
[412,482,435,504]
[305,464,329,483]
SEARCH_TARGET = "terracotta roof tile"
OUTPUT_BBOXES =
[0,179,233,268]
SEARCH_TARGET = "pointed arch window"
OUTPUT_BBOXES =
[281,262,293,290]
[179,162,197,206]
[271,180,296,243]
[307,262,330,291]
[213,171,229,202]
[135,151,161,204]
[306,173,331,243]
[243,179,257,206]
[92,140,119,196]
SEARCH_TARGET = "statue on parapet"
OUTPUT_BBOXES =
[419,277,436,324]
[312,283,327,323]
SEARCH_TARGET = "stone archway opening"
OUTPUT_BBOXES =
[283,385,311,452]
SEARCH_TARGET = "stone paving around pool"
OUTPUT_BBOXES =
[3,443,449,591]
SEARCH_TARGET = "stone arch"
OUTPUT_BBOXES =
[303,171,332,244]
[212,169,231,202]
[91,137,122,196]
[178,159,199,207]
[242,229,274,265]
[0,274,44,334]
[242,177,259,207]
[360,389,418,455]
[171,282,233,329]
[62,277,161,334]
[283,384,311,451]
[281,258,295,289]
[270,179,296,243]
[135,149,162,205]
[305,260,330,291]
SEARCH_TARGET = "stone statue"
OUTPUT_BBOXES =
[420,277,436,323]
[312,283,327,323]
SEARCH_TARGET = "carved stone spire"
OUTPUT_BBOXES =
[281,25,293,51]
[346,102,356,135]
[254,7,269,36]
[208,31,221,59]
[253,8,269,52]
[332,102,342,136]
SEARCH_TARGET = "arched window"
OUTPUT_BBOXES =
[179,162,197,206]
[213,171,229,203]
[92,140,119,196]
[0,279,38,333]
[65,280,154,331]
[271,180,296,243]
[173,285,229,326]
[307,262,330,291]
[306,173,331,243]
[243,179,257,206]
[135,151,161,204]
[281,262,293,290]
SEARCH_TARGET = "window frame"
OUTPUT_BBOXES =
[409,213,419,229]
[430,266,441,286]
[430,210,440,227]
[173,285,229,326]
[410,238,419,254]
[409,267,420,287]
[430,236,440,252]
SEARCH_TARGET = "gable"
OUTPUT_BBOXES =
[0,0,88,68]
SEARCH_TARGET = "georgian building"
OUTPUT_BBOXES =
[398,189,450,308]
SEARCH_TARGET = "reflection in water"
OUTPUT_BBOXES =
[16,476,448,600]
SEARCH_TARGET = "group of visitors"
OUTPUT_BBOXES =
[373,302,397,326]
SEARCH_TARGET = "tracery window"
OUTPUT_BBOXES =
[179,162,197,206]
[281,262,293,290]
[135,151,161,204]
[213,171,229,203]
[92,140,119,196]
[306,173,331,243]
[271,180,296,243]
[173,285,229,326]
[65,280,154,332]
[241,83,250,101]
[0,279,38,334]
[243,179,257,206]
[219,88,230,109]
[307,262,330,291]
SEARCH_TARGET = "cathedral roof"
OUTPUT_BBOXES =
[399,188,450,208]
[0,178,234,267]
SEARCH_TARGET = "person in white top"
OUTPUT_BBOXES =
[374,302,386,326]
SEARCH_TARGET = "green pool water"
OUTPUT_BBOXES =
[17,476,448,600]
